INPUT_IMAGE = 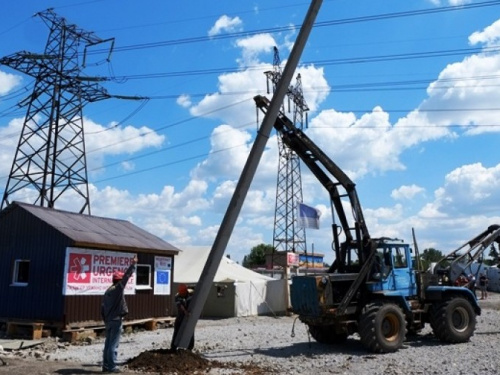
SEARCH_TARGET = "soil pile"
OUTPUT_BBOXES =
[126,348,270,374]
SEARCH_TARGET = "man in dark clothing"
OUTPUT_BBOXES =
[101,255,137,373]
[170,283,194,351]
[479,273,488,300]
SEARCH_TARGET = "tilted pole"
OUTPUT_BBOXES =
[175,0,323,349]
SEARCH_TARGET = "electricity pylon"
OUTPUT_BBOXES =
[0,8,116,214]
[264,47,309,270]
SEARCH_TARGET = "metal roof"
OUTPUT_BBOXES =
[4,201,180,253]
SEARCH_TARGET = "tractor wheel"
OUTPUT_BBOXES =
[308,324,348,344]
[430,296,476,343]
[359,301,406,353]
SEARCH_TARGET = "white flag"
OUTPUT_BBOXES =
[297,203,321,229]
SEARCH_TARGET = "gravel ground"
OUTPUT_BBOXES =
[1,295,500,374]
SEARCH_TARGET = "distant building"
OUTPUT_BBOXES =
[265,250,325,269]
[257,250,326,279]
[173,246,287,317]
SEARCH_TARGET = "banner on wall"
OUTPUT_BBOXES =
[154,256,172,295]
[63,247,136,295]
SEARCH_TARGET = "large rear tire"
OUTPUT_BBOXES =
[430,296,476,343]
[308,324,348,344]
[359,301,406,353]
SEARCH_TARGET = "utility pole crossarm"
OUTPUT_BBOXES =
[0,52,58,77]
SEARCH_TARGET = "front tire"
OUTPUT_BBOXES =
[430,296,476,343]
[359,301,406,353]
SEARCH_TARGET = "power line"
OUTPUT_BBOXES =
[93,45,498,83]
[1,2,499,188]
[95,2,313,33]
[92,142,247,184]
[72,121,500,185]
[85,1,500,55]
[84,97,251,156]
[0,16,32,37]
[2,71,500,114]
[0,120,498,186]
[88,119,255,174]
[85,99,150,135]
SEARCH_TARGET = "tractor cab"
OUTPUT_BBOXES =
[366,239,417,297]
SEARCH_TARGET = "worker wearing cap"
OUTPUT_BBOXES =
[170,283,194,350]
[101,255,138,373]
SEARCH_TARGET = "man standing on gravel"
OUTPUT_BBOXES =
[101,255,138,373]
[479,272,488,300]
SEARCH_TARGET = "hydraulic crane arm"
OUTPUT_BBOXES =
[435,224,500,283]
[255,94,378,312]
[254,95,370,247]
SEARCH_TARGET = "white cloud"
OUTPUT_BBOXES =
[188,32,329,130]
[469,19,500,47]
[191,124,252,182]
[208,15,242,37]
[90,180,210,246]
[391,185,425,201]
[84,117,165,174]
[189,65,269,127]
[0,70,22,95]
[120,161,135,171]
[428,0,471,5]
[429,163,500,216]
[416,21,500,136]
[235,34,276,66]
[307,106,410,179]
[0,117,24,176]
[177,94,191,108]
[373,162,500,253]
[448,0,472,5]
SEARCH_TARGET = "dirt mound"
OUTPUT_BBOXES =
[126,348,271,374]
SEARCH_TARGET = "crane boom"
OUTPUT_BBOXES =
[254,95,372,268]
[433,224,500,284]
[254,94,381,315]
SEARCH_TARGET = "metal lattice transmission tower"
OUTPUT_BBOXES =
[0,9,116,214]
[264,47,309,260]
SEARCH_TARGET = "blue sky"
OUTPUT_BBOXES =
[1,0,500,265]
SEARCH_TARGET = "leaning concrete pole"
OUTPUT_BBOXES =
[175,0,323,349]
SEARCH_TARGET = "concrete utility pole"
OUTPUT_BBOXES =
[174,0,323,349]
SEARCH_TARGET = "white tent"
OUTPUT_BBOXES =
[174,246,287,317]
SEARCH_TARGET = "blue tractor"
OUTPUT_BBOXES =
[255,95,488,353]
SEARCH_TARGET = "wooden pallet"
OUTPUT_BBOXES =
[7,321,44,340]
[62,317,175,342]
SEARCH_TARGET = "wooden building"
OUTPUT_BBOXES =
[0,201,179,336]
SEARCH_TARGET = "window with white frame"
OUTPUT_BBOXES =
[136,264,151,289]
[12,259,30,286]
